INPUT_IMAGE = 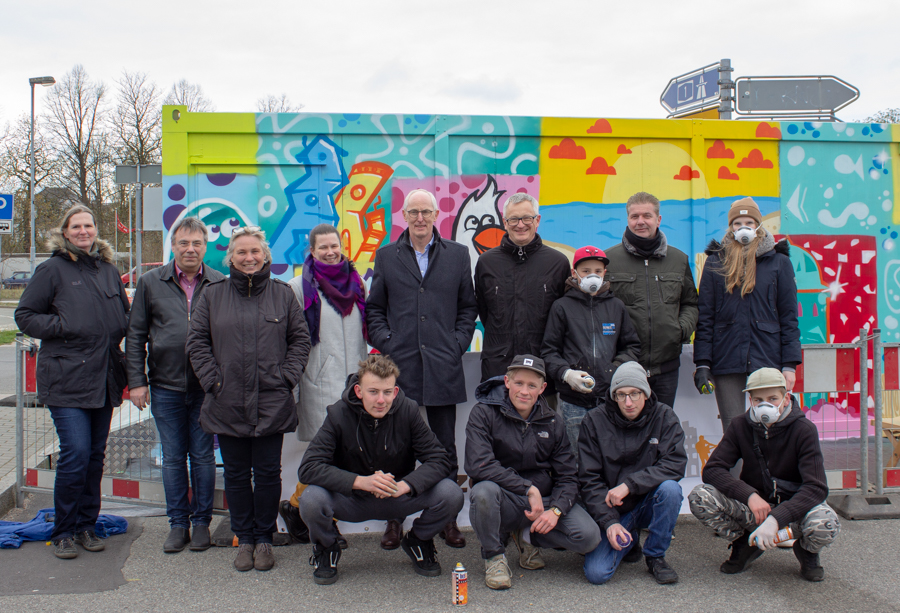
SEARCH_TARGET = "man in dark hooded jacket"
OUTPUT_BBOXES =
[465,355,601,590]
[580,361,686,585]
[689,368,840,582]
[298,355,464,585]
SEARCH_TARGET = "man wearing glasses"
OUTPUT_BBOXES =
[474,193,570,406]
[579,362,686,585]
[367,188,478,550]
[126,217,225,553]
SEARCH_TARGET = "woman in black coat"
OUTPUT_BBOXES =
[15,204,130,560]
[187,226,310,572]
[693,198,801,433]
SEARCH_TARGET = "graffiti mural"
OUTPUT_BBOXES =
[161,109,899,429]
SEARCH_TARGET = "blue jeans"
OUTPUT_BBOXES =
[584,480,682,585]
[48,400,114,542]
[150,386,216,529]
[559,399,595,466]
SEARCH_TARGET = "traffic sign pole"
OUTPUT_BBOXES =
[718,59,734,120]
[136,165,143,286]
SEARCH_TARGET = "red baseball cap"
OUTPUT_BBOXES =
[573,246,609,268]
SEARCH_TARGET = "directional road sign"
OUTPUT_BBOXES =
[0,194,13,234]
[660,63,721,116]
[115,164,162,185]
[735,76,859,115]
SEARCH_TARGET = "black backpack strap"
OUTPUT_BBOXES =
[750,428,777,500]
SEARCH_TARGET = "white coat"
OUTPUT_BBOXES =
[288,275,368,441]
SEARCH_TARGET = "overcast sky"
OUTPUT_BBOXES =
[2,0,898,125]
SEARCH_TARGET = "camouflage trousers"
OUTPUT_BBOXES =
[688,484,840,553]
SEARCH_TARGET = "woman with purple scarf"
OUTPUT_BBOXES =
[279,224,368,546]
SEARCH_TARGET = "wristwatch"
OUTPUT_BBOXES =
[550,507,562,517]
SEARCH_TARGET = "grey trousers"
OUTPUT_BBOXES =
[298,479,464,548]
[688,484,840,553]
[712,372,750,433]
[468,480,601,559]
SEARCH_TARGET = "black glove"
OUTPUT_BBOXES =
[694,368,715,395]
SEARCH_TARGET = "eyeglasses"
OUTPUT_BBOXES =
[176,240,205,249]
[614,391,644,402]
[405,209,436,220]
[505,216,537,227]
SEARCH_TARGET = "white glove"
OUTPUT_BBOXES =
[564,369,592,393]
[748,516,779,551]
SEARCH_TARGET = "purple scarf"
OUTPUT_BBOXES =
[301,253,367,346]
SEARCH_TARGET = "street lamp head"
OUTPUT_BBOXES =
[29,76,56,87]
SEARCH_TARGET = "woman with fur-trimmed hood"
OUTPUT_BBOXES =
[16,204,131,560]
[693,198,801,433]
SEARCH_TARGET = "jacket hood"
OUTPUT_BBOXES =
[500,233,544,263]
[602,391,662,430]
[474,375,554,422]
[705,229,789,259]
[341,372,407,421]
[47,229,115,264]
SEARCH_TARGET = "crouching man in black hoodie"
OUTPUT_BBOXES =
[689,368,840,582]
[465,355,601,590]
[580,361,687,585]
[298,355,464,585]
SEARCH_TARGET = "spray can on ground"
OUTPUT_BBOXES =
[452,563,468,606]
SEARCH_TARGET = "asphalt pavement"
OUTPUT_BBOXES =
[0,492,896,612]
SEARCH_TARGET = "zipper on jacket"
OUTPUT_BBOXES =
[248,276,252,297]
[644,259,652,359]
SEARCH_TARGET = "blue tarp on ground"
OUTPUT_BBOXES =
[0,508,128,549]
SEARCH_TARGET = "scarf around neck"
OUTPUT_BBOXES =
[623,227,664,259]
[301,253,367,346]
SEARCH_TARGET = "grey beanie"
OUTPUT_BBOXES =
[609,361,651,400]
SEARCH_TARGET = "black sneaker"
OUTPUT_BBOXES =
[720,532,763,574]
[622,532,642,563]
[400,530,442,577]
[278,500,310,544]
[74,530,105,552]
[54,537,78,559]
[646,556,679,584]
[793,540,825,582]
[309,542,342,585]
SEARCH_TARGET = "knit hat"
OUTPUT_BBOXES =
[609,361,651,400]
[573,245,609,268]
[728,197,762,226]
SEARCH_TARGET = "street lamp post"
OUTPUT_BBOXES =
[29,76,55,276]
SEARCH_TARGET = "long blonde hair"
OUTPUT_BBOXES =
[719,230,761,297]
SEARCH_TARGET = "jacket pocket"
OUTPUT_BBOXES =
[313,354,335,386]
[656,273,684,304]
[756,320,780,333]
[608,273,638,306]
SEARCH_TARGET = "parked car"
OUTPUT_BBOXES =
[1,271,31,289]
[121,262,163,287]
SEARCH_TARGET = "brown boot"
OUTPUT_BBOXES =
[381,519,402,550]
[439,521,466,548]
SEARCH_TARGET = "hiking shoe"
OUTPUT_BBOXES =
[163,527,190,553]
[234,543,255,572]
[278,500,310,544]
[793,540,825,582]
[511,529,545,570]
[189,525,211,551]
[334,519,348,550]
[484,553,512,590]
[400,530,441,577]
[646,556,679,584]
[74,530,105,552]
[310,542,342,585]
[254,543,275,571]
[720,532,763,574]
[622,531,643,563]
[54,537,78,559]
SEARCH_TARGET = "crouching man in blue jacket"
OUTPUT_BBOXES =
[465,355,601,590]
[580,362,687,585]
[298,355,464,585]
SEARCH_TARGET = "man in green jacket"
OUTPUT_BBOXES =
[605,192,698,409]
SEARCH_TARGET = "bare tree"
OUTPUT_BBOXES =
[864,108,900,123]
[164,79,215,112]
[256,93,304,113]
[44,65,108,208]
[114,70,162,165]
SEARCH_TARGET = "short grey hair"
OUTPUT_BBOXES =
[502,193,539,218]
[223,227,272,267]
[626,192,660,216]
[403,188,437,211]
[170,216,209,245]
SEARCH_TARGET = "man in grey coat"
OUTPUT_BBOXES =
[125,217,225,553]
[367,188,478,548]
